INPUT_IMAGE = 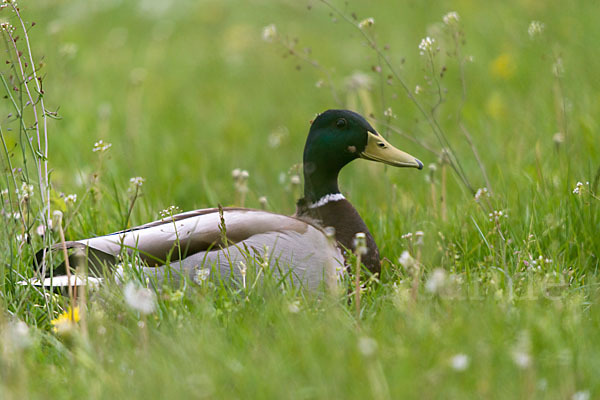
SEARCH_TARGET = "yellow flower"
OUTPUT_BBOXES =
[490,53,516,80]
[51,306,80,334]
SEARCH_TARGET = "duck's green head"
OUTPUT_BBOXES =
[303,109,423,202]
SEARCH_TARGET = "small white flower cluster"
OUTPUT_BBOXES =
[398,250,415,269]
[450,353,469,371]
[572,181,589,195]
[259,196,268,208]
[474,187,490,202]
[528,20,545,38]
[287,300,301,314]
[414,85,423,95]
[159,205,180,218]
[353,232,367,256]
[92,139,112,153]
[442,11,460,26]
[488,210,507,222]
[357,336,378,357]
[194,267,210,284]
[290,174,301,186]
[129,176,145,188]
[425,268,447,294]
[2,319,32,353]
[123,282,156,315]
[268,126,288,148]
[383,107,394,118]
[346,71,372,90]
[572,390,591,400]
[16,182,34,202]
[358,17,375,30]
[418,36,436,56]
[401,231,424,244]
[232,168,250,193]
[2,210,21,220]
[0,22,15,33]
[524,255,552,270]
[511,331,532,369]
[553,132,565,144]
[261,24,277,42]
[64,193,77,205]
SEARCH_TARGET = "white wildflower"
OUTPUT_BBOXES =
[401,232,413,240]
[3,320,32,351]
[287,300,301,314]
[572,391,590,400]
[268,126,288,148]
[474,187,490,202]
[415,85,423,94]
[1,188,8,196]
[290,174,301,186]
[425,268,447,293]
[353,232,367,256]
[418,36,435,55]
[442,11,460,26]
[261,24,277,42]
[553,132,565,145]
[64,194,77,205]
[512,350,531,369]
[129,176,145,188]
[16,182,34,201]
[415,231,424,245]
[123,282,157,315]
[572,181,585,195]
[528,20,545,38]
[16,233,29,243]
[358,17,375,29]
[195,268,210,284]
[450,353,469,371]
[398,251,415,269]
[0,22,15,33]
[92,139,112,153]
[383,107,394,118]
[315,79,324,88]
[488,210,508,222]
[511,331,532,369]
[159,205,180,218]
[259,196,268,208]
[35,219,53,236]
[357,336,378,357]
[345,72,372,90]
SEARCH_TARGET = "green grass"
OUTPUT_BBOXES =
[1,0,600,398]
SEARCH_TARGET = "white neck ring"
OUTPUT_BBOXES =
[308,193,345,209]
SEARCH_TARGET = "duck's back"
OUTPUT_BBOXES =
[39,208,343,291]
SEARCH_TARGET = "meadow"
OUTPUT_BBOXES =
[1,0,599,398]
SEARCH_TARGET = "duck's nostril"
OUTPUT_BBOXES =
[377,142,386,148]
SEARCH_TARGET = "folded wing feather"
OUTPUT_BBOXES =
[30,208,343,291]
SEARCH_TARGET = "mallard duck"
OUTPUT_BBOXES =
[32,109,422,290]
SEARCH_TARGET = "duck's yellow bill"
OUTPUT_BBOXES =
[360,131,423,169]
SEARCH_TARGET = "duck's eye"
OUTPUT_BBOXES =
[336,118,347,129]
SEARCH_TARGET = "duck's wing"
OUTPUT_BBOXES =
[30,208,343,290]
